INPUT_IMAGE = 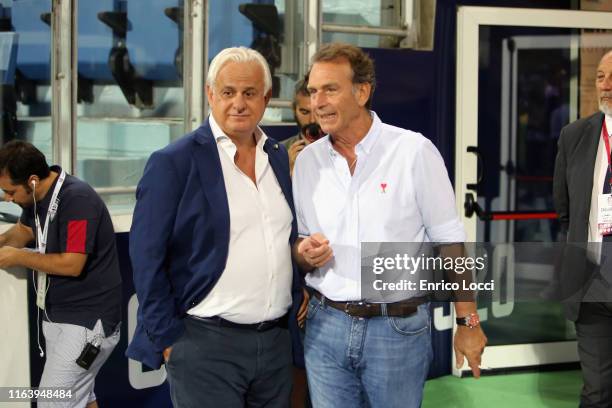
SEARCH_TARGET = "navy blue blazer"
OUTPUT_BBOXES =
[126,119,304,369]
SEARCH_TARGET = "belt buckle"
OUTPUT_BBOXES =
[345,301,371,317]
[256,321,268,331]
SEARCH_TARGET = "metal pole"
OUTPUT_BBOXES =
[184,0,206,132]
[321,23,408,37]
[304,0,320,67]
[51,0,76,172]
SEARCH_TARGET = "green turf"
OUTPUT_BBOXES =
[422,371,582,407]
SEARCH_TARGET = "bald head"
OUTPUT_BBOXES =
[600,50,612,67]
[597,50,612,116]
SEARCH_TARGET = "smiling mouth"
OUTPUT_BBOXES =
[318,112,336,120]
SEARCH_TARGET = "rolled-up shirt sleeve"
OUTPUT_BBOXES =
[413,139,466,243]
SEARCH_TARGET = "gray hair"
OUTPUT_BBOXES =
[206,47,272,94]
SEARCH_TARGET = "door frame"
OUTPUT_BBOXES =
[453,6,612,376]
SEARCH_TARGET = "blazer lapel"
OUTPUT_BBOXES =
[265,139,294,207]
[584,113,604,203]
[192,119,230,244]
[264,139,298,243]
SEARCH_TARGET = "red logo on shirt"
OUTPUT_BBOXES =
[66,220,87,253]
[380,183,387,193]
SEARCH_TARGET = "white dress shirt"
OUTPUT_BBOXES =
[187,115,293,323]
[587,115,612,263]
[292,112,465,301]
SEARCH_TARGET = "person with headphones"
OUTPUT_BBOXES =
[0,140,121,408]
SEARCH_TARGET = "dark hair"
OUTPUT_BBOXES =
[311,42,376,109]
[0,140,50,185]
[292,75,310,110]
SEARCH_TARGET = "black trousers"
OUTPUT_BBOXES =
[576,302,612,408]
[166,317,293,408]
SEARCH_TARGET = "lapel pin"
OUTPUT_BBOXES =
[274,143,279,150]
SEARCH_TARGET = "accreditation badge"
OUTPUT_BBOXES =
[598,193,612,236]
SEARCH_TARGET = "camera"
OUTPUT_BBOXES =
[304,123,324,143]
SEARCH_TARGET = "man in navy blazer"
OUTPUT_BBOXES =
[127,47,304,407]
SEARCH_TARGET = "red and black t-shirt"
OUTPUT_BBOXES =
[20,166,122,335]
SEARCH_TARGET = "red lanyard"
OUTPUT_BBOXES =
[602,118,612,189]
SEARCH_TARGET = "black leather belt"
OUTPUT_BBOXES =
[188,314,288,331]
[313,291,427,318]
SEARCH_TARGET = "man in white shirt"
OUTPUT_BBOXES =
[553,49,612,408]
[127,47,304,408]
[292,42,487,408]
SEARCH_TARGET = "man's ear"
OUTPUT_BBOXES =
[355,83,372,108]
[28,175,39,189]
[264,89,272,105]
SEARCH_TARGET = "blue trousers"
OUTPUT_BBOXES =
[166,317,292,408]
[304,296,432,408]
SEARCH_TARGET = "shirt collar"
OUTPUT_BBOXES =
[605,114,612,137]
[326,110,381,157]
[209,114,267,156]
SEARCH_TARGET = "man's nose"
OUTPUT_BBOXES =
[233,94,247,111]
[311,92,326,110]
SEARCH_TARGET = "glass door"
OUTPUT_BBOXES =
[454,6,612,375]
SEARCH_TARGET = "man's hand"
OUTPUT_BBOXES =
[297,288,310,328]
[297,233,333,269]
[453,325,487,378]
[288,140,307,173]
[0,246,21,269]
[163,346,172,363]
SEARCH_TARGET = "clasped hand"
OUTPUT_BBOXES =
[297,233,333,268]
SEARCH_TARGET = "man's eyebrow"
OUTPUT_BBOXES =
[308,82,338,90]
[322,82,339,89]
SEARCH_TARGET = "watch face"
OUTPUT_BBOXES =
[466,313,480,328]
[458,313,480,328]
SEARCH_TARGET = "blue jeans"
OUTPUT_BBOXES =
[304,296,432,408]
